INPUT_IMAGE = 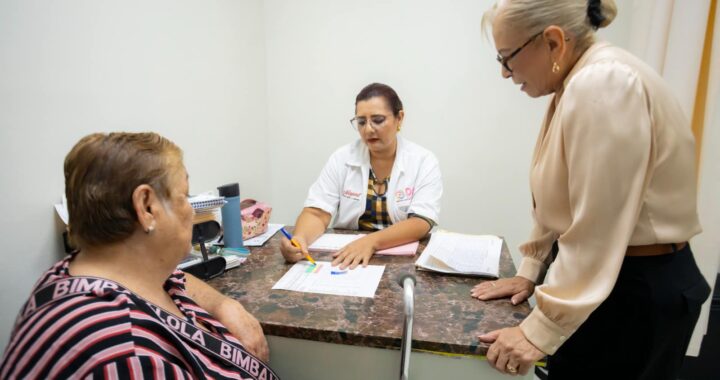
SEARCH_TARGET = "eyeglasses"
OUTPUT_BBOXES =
[350,115,390,131]
[496,31,543,73]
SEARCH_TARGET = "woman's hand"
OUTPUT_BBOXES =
[479,327,545,376]
[331,235,377,269]
[471,276,535,305]
[280,235,308,263]
[216,300,270,362]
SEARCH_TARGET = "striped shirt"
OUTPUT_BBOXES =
[0,254,276,379]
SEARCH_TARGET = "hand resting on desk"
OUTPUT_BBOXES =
[331,234,378,269]
[473,277,542,376]
[479,326,545,376]
[470,276,535,305]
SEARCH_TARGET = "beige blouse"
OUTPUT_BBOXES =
[516,42,702,355]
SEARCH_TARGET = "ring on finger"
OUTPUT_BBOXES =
[506,364,517,374]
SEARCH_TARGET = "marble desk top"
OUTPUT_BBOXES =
[207,229,530,355]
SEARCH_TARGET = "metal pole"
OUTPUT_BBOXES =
[400,275,416,380]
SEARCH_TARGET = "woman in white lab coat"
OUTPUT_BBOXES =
[280,83,443,269]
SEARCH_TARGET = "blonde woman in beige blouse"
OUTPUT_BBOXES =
[471,0,711,378]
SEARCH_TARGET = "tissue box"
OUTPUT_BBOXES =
[240,199,272,240]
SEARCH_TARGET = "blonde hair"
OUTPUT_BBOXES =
[482,0,617,51]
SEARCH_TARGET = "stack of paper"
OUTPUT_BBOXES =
[416,232,502,278]
[308,233,419,256]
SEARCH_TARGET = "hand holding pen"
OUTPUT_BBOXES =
[280,227,316,265]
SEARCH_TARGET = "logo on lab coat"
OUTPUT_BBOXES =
[395,187,414,202]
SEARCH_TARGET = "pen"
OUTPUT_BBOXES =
[280,227,316,265]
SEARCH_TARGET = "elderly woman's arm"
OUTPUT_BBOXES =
[184,273,269,361]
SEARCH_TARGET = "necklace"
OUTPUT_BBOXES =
[370,169,389,196]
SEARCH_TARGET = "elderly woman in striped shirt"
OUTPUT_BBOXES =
[0,132,278,379]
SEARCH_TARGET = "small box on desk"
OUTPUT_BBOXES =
[240,199,272,240]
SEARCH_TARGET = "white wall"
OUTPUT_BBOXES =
[0,0,268,346]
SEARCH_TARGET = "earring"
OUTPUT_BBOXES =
[146,222,155,234]
[552,62,560,73]
[397,126,401,132]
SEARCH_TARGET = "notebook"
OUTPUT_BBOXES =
[308,233,419,256]
[416,232,503,278]
[189,193,226,211]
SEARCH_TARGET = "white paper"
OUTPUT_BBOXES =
[418,232,502,277]
[243,223,284,247]
[308,234,362,251]
[272,261,385,298]
[54,194,69,225]
[308,233,418,255]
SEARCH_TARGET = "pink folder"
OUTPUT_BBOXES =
[376,241,419,256]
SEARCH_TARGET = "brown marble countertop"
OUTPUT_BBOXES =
[207,229,530,356]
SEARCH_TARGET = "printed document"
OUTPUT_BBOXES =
[416,232,502,277]
[272,261,385,298]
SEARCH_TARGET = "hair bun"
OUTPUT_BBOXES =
[587,0,605,29]
[588,0,617,29]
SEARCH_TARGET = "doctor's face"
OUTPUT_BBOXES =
[354,96,403,156]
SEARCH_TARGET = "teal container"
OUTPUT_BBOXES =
[217,183,247,252]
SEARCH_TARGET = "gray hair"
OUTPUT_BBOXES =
[482,0,617,52]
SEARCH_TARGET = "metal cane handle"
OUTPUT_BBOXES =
[399,275,416,380]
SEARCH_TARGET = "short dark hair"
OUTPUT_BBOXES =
[355,83,403,116]
[64,132,183,248]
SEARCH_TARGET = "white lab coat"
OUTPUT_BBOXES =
[304,136,442,229]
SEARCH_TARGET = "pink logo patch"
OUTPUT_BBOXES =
[396,187,414,201]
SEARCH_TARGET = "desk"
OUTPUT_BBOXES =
[208,230,532,379]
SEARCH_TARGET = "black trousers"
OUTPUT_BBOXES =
[547,243,711,380]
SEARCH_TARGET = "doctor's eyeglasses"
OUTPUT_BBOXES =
[350,115,390,131]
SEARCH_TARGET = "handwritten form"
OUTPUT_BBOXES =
[272,261,385,298]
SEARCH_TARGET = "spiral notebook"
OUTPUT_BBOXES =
[189,193,226,211]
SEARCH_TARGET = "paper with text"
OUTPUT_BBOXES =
[272,261,385,298]
[244,223,284,246]
[417,232,502,277]
[309,233,419,255]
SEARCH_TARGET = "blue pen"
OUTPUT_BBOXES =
[281,227,316,265]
